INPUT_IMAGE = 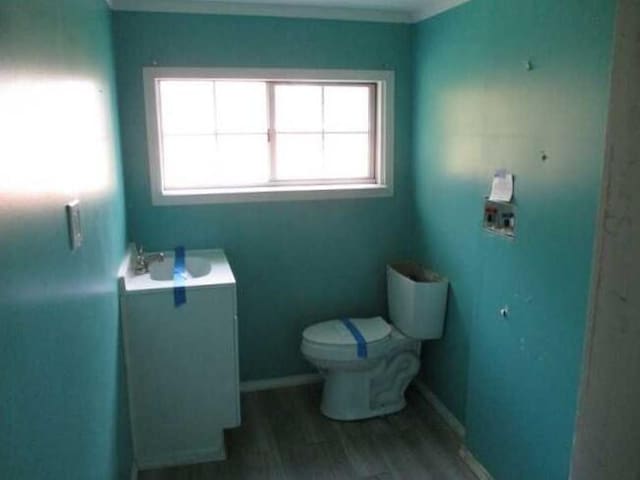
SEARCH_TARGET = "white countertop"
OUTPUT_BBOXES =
[120,247,236,294]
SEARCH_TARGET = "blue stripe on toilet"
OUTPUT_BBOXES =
[341,318,367,359]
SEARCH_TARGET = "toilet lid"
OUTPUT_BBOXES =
[303,317,391,346]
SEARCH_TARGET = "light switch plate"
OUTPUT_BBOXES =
[66,200,83,250]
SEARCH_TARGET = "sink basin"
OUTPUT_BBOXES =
[149,254,212,281]
[120,247,235,293]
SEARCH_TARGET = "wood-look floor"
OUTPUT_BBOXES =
[139,383,477,480]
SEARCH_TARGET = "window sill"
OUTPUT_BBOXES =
[151,183,393,205]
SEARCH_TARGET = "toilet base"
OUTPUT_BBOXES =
[318,344,420,421]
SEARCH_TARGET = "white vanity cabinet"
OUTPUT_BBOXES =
[119,249,239,470]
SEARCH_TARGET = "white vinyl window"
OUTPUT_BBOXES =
[144,68,394,204]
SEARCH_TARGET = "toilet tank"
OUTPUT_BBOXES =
[387,263,448,339]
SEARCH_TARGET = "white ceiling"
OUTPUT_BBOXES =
[109,0,470,23]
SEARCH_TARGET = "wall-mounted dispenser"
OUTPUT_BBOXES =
[484,170,516,238]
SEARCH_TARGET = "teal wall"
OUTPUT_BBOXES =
[412,1,615,479]
[112,12,414,381]
[0,1,130,479]
[0,3,613,477]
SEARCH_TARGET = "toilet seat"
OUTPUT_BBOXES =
[301,317,392,362]
[303,317,391,345]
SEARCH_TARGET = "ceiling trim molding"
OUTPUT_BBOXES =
[410,0,470,23]
[109,0,413,23]
[109,0,471,23]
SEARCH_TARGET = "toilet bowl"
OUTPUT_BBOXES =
[301,264,448,421]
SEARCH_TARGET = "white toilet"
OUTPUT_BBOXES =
[301,263,449,421]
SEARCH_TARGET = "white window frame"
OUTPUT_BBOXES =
[143,67,394,205]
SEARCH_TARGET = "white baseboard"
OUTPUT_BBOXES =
[412,378,493,480]
[412,378,466,440]
[240,373,322,393]
[459,446,494,480]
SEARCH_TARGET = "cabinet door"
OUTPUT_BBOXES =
[124,286,238,465]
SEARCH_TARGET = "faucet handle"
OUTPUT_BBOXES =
[136,244,144,256]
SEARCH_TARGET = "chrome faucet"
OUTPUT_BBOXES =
[134,245,165,274]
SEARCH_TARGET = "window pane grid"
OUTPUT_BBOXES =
[157,78,376,191]
[272,83,374,182]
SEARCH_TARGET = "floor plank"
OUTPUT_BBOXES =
[139,384,476,480]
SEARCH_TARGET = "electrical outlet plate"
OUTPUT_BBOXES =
[66,200,83,250]
[483,199,515,238]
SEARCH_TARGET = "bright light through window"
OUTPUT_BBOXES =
[274,85,372,180]
[159,80,269,188]
[144,68,393,204]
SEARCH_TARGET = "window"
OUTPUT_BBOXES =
[144,68,394,204]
